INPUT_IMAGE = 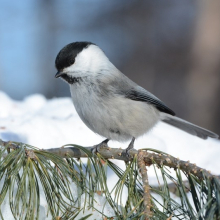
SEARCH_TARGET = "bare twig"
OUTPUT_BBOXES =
[137,150,152,219]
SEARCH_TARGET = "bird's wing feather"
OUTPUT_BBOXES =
[105,71,175,116]
[125,88,175,116]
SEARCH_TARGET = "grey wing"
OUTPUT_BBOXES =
[125,87,175,116]
[104,71,175,116]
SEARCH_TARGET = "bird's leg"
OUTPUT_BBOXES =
[125,137,135,158]
[91,139,109,154]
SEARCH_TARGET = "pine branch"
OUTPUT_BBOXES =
[0,139,219,183]
[44,146,220,182]
[45,146,220,183]
[1,138,220,219]
[137,150,152,219]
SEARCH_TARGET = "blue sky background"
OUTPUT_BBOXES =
[0,0,194,99]
[0,1,133,99]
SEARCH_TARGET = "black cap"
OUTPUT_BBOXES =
[55,41,95,71]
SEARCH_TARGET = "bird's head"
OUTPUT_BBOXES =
[55,42,111,84]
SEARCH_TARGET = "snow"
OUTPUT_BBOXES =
[0,91,220,219]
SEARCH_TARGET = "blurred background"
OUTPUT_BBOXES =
[0,0,220,134]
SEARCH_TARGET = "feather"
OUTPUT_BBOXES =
[162,114,219,139]
[125,88,175,116]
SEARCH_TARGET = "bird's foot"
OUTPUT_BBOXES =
[91,139,109,154]
[124,137,135,159]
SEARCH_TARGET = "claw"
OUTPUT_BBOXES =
[124,137,135,159]
[91,139,109,154]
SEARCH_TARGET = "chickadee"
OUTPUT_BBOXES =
[55,42,218,154]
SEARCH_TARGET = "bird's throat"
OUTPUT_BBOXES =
[61,75,82,84]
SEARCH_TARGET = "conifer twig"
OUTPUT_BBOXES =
[1,139,220,219]
[0,139,219,183]
[137,150,152,220]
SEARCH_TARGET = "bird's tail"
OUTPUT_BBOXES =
[161,114,219,139]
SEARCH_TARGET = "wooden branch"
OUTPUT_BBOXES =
[45,146,138,162]
[137,150,152,219]
[0,139,219,183]
[140,150,219,180]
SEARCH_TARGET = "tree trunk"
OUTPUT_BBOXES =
[187,0,220,134]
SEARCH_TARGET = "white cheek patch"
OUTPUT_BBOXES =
[65,45,110,75]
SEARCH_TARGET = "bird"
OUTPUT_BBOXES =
[55,41,218,155]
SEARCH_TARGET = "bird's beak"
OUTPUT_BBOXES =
[55,71,65,78]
